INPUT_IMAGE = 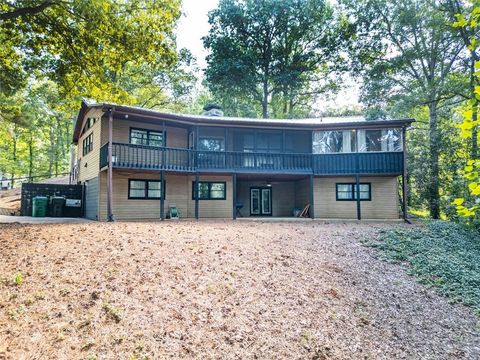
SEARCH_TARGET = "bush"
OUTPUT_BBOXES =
[365,221,480,314]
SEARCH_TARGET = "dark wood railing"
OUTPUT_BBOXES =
[100,142,404,175]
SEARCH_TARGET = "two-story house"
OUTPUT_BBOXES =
[72,100,414,221]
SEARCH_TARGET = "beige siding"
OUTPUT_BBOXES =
[98,171,232,220]
[100,118,188,148]
[77,114,102,182]
[314,176,399,219]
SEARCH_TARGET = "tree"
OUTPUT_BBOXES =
[442,0,480,159]
[340,0,465,219]
[0,0,181,101]
[450,1,480,221]
[203,0,344,118]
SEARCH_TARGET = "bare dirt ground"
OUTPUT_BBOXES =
[0,221,479,359]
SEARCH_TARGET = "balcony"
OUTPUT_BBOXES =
[100,143,404,175]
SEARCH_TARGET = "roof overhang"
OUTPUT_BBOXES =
[72,100,415,144]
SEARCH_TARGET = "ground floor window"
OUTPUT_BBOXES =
[128,179,165,199]
[336,183,371,201]
[192,181,226,200]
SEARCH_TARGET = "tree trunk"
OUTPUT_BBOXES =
[28,132,34,182]
[428,101,440,219]
[471,104,478,159]
[10,123,17,189]
[49,125,54,177]
[470,58,479,159]
[262,77,269,119]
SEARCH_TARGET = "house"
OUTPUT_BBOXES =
[72,100,414,221]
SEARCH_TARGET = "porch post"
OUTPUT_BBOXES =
[309,174,315,219]
[195,172,199,219]
[355,174,361,220]
[160,170,165,220]
[402,126,409,221]
[232,173,237,220]
[107,107,114,222]
[354,137,361,220]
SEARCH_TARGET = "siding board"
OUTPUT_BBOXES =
[314,176,399,219]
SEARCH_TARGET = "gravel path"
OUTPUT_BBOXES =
[0,221,478,359]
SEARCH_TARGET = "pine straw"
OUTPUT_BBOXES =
[0,221,478,359]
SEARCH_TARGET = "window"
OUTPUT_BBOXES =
[82,132,93,156]
[336,183,371,201]
[199,137,225,151]
[358,128,403,152]
[130,128,165,147]
[81,117,97,135]
[128,179,165,199]
[313,130,356,153]
[192,181,226,200]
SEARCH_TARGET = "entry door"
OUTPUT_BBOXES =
[250,187,272,216]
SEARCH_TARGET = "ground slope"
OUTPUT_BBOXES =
[0,221,478,359]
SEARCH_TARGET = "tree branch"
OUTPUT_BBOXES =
[0,1,60,21]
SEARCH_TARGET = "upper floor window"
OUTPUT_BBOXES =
[358,128,402,152]
[199,137,225,151]
[313,130,356,153]
[82,132,93,156]
[313,128,403,153]
[81,117,96,135]
[130,128,165,147]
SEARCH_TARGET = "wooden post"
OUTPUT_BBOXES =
[402,126,409,222]
[195,172,199,220]
[107,107,114,222]
[233,173,237,220]
[160,170,165,220]
[310,174,314,219]
[356,174,361,220]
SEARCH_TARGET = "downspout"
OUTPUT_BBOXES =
[402,126,411,224]
[107,107,115,222]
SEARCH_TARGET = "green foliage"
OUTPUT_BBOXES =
[449,1,480,221]
[203,0,347,118]
[340,0,466,219]
[0,0,197,183]
[13,272,23,285]
[366,222,480,313]
[0,0,182,102]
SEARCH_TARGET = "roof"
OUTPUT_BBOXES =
[73,100,415,143]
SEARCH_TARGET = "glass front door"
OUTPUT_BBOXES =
[250,187,272,216]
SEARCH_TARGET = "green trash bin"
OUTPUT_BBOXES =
[50,196,66,217]
[32,196,48,217]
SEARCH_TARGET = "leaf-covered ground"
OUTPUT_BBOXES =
[0,221,479,359]
[364,221,480,314]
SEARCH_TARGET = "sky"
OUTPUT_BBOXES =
[175,0,361,113]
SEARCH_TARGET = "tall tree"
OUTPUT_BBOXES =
[203,0,344,118]
[340,0,465,219]
[442,0,480,159]
[0,0,181,102]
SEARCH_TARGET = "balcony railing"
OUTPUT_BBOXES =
[100,142,404,175]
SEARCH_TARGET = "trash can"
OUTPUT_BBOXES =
[50,196,66,217]
[32,196,48,217]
